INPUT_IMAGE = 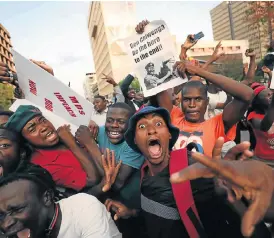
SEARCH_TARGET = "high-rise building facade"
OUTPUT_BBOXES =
[210,1,272,62]
[87,1,136,97]
[0,24,15,71]
[0,24,16,110]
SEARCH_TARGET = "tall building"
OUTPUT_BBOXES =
[210,1,272,62]
[88,1,136,97]
[0,24,15,71]
[83,72,98,102]
[0,24,16,110]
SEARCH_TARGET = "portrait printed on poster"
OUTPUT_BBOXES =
[124,20,187,97]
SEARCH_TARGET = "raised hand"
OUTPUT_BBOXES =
[105,199,134,220]
[30,59,54,75]
[101,148,122,192]
[135,20,150,34]
[182,34,198,50]
[57,124,75,147]
[245,49,256,58]
[75,125,94,147]
[102,73,117,86]
[211,41,225,62]
[88,120,99,139]
[170,137,274,237]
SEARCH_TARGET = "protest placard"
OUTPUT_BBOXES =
[10,99,78,135]
[12,50,94,127]
[124,20,187,97]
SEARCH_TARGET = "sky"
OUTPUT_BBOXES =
[0,1,221,97]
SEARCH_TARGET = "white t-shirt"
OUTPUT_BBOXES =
[57,193,121,238]
[205,91,227,120]
[91,109,108,127]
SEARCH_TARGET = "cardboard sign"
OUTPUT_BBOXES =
[12,50,94,127]
[10,99,78,135]
[124,20,187,97]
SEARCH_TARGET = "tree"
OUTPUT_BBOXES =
[245,2,274,43]
[118,77,141,91]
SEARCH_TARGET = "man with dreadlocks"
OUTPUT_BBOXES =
[0,163,121,238]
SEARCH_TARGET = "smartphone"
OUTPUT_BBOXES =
[193,32,204,41]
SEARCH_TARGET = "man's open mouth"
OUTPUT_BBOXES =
[107,131,122,139]
[148,139,162,158]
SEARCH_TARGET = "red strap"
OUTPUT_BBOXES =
[170,148,202,238]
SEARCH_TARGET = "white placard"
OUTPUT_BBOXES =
[124,20,187,97]
[10,99,78,135]
[12,50,93,127]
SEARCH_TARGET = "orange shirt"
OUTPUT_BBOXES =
[171,107,236,157]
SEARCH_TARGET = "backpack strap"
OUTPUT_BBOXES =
[170,148,207,238]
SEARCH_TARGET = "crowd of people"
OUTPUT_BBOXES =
[0,19,274,238]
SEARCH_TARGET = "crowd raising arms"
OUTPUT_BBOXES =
[0,17,274,238]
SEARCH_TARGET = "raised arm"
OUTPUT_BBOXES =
[120,74,136,98]
[241,49,256,86]
[102,74,125,103]
[201,41,224,70]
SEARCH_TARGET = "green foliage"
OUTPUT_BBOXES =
[0,83,14,110]
[119,77,141,91]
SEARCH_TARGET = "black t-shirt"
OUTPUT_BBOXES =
[140,161,271,238]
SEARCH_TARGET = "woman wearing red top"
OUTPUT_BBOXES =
[248,83,274,166]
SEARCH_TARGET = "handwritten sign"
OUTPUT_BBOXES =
[12,50,94,127]
[124,20,187,97]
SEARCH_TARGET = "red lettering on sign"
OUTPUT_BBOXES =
[45,98,53,112]
[69,96,79,104]
[54,92,77,117]
[69,96,86,115]
[29,79,37,95]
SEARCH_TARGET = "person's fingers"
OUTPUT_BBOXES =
[170,162,213,184]
[105,199,113,212]
[216,41,222,48]
[111,150,115,167]
[102,183,111,192]
[224,141,251,161]
[191,152,237,180]
[114,214,120,221]
[212,137,224,160]
[101,154,107,169]
[241,191,271,237]
[238,149,253,161]
[106,149,111,167]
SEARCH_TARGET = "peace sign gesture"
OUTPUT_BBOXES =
[171,137,274,237]
[101,149,122,192]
